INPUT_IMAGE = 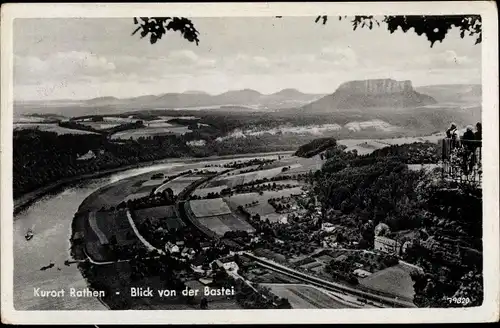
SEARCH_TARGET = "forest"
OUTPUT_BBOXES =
[311,141,483,307]
[294,137,337,158]
[13,129,193,197]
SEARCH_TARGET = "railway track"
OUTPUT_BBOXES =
[244,252,416,308]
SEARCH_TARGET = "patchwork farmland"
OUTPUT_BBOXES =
[133,205,183,228]
[110,125,192,140]
[189,198,232,217]
[224,187,304,222]
[78,121,122,130]
[207,166,294,188]
[186,198,255,236]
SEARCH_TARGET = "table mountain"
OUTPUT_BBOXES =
[302,79,437,112]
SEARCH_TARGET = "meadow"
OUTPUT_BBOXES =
[186,198,255,236]
[358,263,416,301]
[133,205,185,231]
[208,165,296,188]
[155,175,204,195]
[110,125,192,140]
[188,198,232,217]
[78,122,122,130]
[224,187,304,222]
[14,123,99,135]
[337,134,443,155]
[84,209,143,262]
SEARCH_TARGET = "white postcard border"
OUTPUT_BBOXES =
[1,1,499,324]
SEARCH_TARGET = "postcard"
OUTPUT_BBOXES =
[1,1,498,324]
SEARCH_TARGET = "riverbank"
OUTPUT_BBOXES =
[14,150,294,215]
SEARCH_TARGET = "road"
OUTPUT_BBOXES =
[88,212,109,245]
[125,209,165,254]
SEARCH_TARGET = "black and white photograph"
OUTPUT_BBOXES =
[1,2,498,324]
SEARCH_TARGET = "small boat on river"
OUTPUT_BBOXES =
[25,229,34,241]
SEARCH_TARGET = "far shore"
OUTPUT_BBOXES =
[13,150,295,216]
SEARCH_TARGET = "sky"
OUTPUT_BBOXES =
[13,17,481,101]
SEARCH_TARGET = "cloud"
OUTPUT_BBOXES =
[318,46,358,67]
[14,49,222,87]
[399,49,474,70]
[15,51,116,85]
[221,46,358,75]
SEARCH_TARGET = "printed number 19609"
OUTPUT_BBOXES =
[447,297,471,305]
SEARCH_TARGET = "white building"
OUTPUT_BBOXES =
[374,236,401,255]
[278,215,288,224]
[222,261,239,272]
[321,222,336,233]
[353,269,372,278]
[165,242,180,254]
[77,150,96,161]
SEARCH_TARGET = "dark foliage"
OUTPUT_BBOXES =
[134,15,481,47]
[294,137,337,158]
[132,17,200,45]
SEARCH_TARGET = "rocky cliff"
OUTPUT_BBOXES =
[303,78,437,112]
[336,79,413,95]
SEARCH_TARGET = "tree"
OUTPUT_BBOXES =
[133,15,481,47]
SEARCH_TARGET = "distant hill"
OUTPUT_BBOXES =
[302,79,437,112]
[84,96,121,106]
[15,89,325,116]
[214,89,263,105]
[183,90,210,95]
[414,84,481,104]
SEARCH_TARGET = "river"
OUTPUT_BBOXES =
[13,153,289,310]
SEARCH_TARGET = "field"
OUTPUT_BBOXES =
[14,115,48,123]
[208,166,298,188]
[224,187,304,222]
[110,125,191,140]
[359,263,416,301]
[133,205,185,230]
[123,191,151,202]
[155,175,203,195]
[84,209,143,262]
[141,179,164,187]
[197,213,255,236]
[196,216,232,235]
[186,198,254,236]
[94,210,138,245]
[262,284,356,309]
[276,155,325,176]
[13,123,99,135]
[189,198,232,217]
[337,134,442,155]
[133,205,177,223]
[143,122,175,128]
[78,122,122,130]
[79,175,149,211]
[102,117,137,123]
[192,186,227,197]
